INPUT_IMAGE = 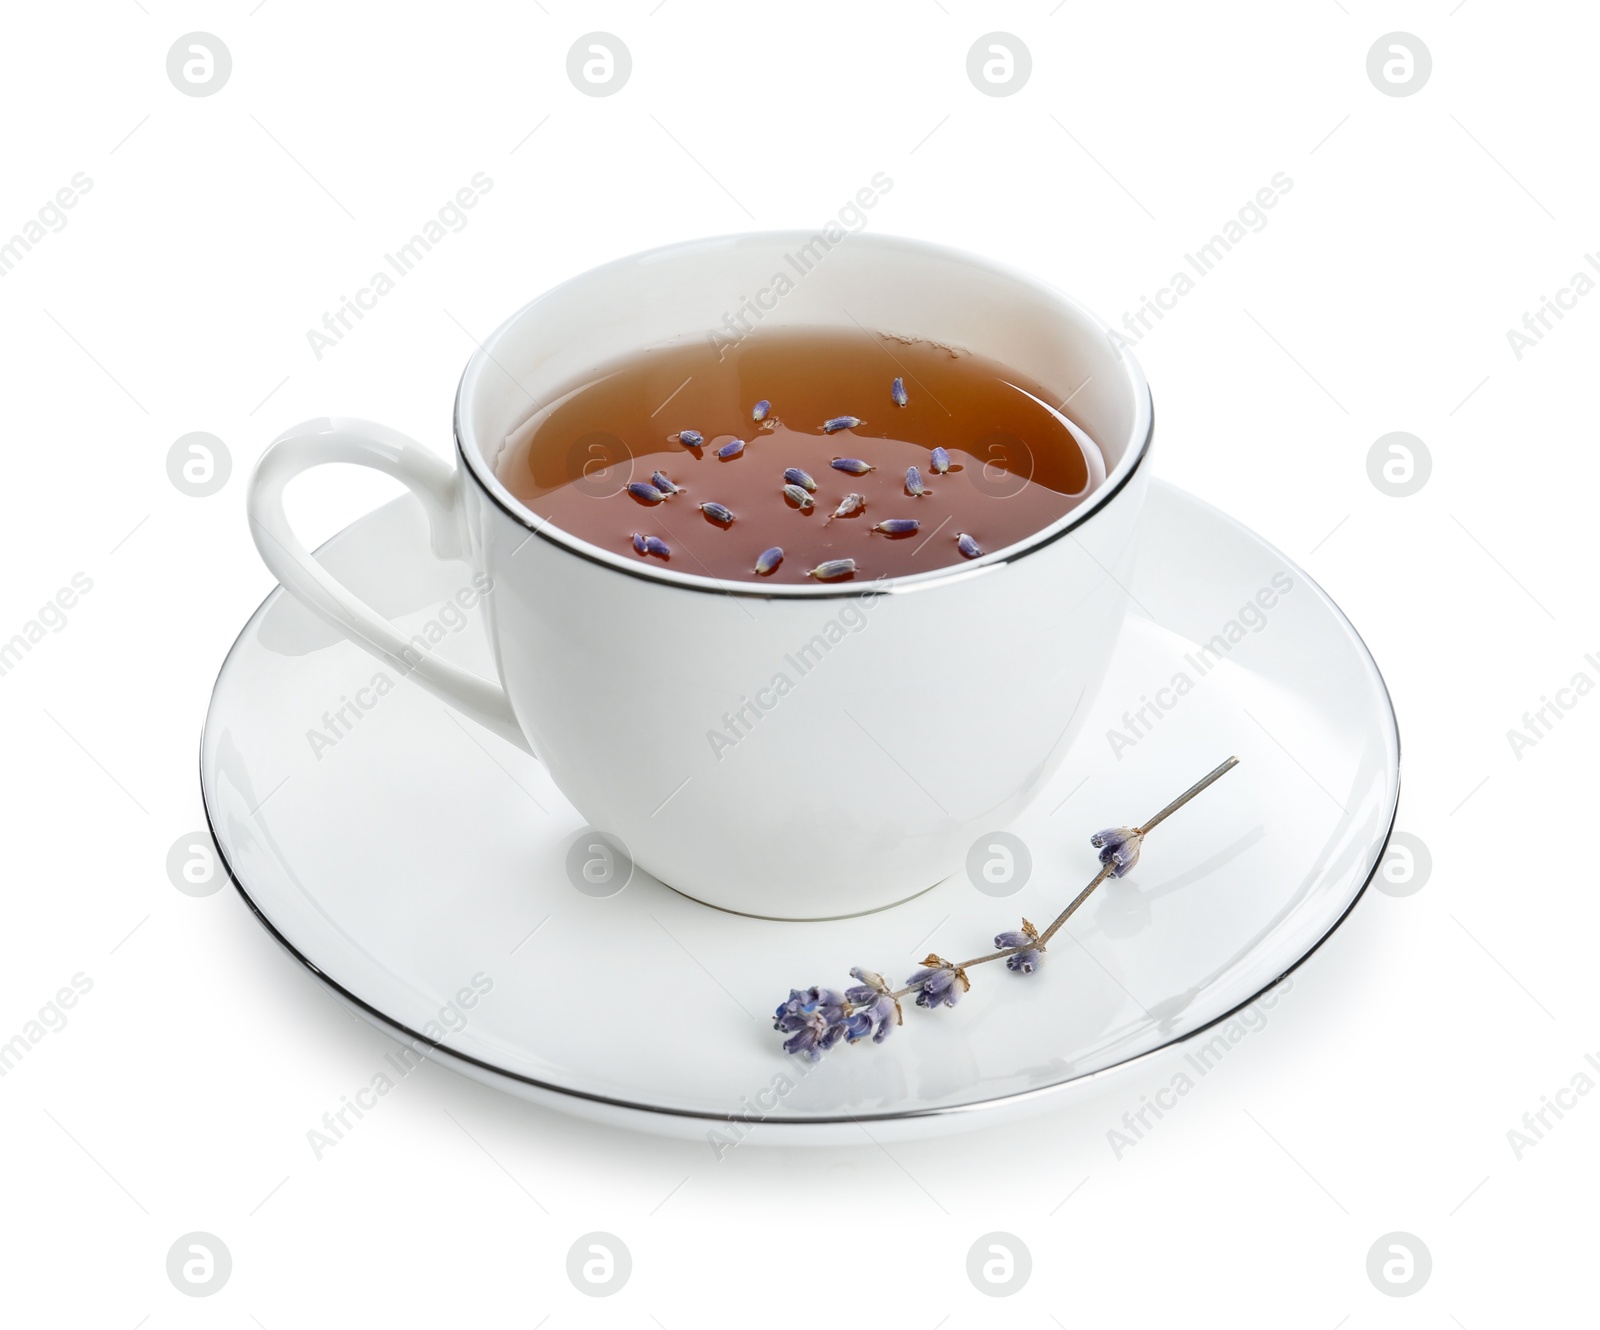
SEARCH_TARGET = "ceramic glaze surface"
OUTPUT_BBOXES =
[204,482,1399,1142]
[460,467,1146,917]
[248,233,1155,918]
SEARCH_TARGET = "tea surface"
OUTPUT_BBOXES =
[494,329,1106,584]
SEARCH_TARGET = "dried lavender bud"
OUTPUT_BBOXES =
[783,466,817,492]
[955,531,982,559]
[651,470,683,494]
[823,416,863,434]
[831,457,875,475]
[699,501,735,525]
[781,483,816,510]
[631,532,670,558]
[1090,827,1144,877]
[627,481,667,504]
[848,966,892,995]
[716,437,746,460]
[806,558,857,581]
[844,993,900,1044]
[753,546,784,576]
[929,446,951,474]
[871,518,920,536]
[752,399,771,423]
[904,465,929,497]
[905,957,966,1010]
[828,492,866,521]
[773,987,850,1061]
[995,921,1042,974]
[1002,948,1042,974]
[677,429,704,448]
[891,376,908,407]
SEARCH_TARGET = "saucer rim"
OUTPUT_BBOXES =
[204,782,1397,1128]
[200,481,1400,1128]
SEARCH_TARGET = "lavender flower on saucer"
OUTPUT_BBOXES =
[995,920,1042,973]
[772,757,1239,1061]
[772,987,849,1062]
[906,955,968,1009]
[1090,827,1143,877]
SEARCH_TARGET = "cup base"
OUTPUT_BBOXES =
[655,872,945,924]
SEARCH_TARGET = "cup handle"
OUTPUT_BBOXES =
[247,417,531,754]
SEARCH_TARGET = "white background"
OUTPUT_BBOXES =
[1,1,1593,1324]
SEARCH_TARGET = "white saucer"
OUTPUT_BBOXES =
[201,481,1398,1143]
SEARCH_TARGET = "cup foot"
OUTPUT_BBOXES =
[654,873,945,924]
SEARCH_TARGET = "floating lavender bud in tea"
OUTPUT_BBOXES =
[716,437,746,460]
[626,481,667,504]
[871,518,920,536]
[752,399,771,423]
[783,466,817,493]
[781,483,815,511]
[676,429,704,448]
[904,465,929,497]
[699,501,735,525]
[929,446,951,474]
[955,531,982,559]
[891,376,908,407]
[831,457,875,475]
[753,546,784,576]
[828,492,866,521]
[822,416,863,434]
[651,470,683,495]
[806,558,857,581]
[631,532,670,558]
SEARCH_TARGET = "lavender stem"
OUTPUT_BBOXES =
[859,757,1242,1008]
[1136,755,1239,836]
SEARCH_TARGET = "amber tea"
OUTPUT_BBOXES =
[493,328,1107,584]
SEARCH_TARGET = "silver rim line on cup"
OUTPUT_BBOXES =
[198,514,1403,1128]
[449,235,1157,601]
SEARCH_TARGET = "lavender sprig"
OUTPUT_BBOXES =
[773,756,1240,1061]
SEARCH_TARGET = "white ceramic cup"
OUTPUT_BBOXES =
[248,232,1153,920]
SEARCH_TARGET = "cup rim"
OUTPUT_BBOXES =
[453,231,1154,599]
